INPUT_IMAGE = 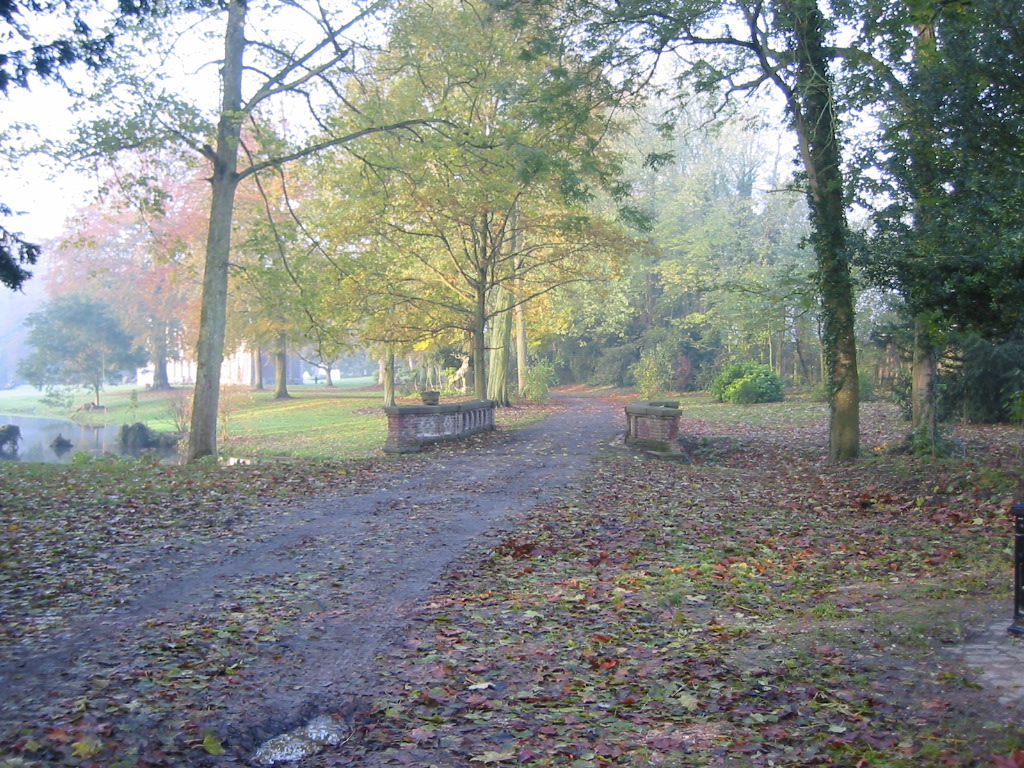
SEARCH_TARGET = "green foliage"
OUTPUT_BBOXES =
[39,386,75,411]
[938,334,1024,423]
[542,107,817,399]
[1008,391,1024,426]
[126,388,139,423]
[857,373,877,403]
[17,294,147,404]
[864,0,1024,340]
[589,344,639,387]
[520,359,558,403]
[708,361,784,404]
[886,368,912,420]
[902,423,964,458]
[630,345,674,398]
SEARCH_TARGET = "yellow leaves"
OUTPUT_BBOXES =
[71,737,104,759]
[202,733,227,755]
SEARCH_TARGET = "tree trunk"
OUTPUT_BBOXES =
[487,285,513,406]
[151,330,172,390]
[187,0,246,462]
[906,19,942,454]
[794,333,808,387]
[382,350,395,407]
[253,345,264,390]
[472,283,487,400]
[514,289,528,395]
[274,331,291,399]
[911,315,939,449]
[510,211,528,397]
[776,0,859,461]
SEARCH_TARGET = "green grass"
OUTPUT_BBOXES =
[559,385,834,433]
[671,389,830,428]
[0,380,387,459]
[220,387,385,459]
[0,379,561,460]
[0,383,187,428]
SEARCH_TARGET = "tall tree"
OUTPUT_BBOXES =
[309,0,635,401]
[868,0,1024,336]
[44,152,206,391]
[18,294,147,405]
[533,0,862,459]
[850,0,1024,445]
[546,108,815,392]
[72,0,435,460]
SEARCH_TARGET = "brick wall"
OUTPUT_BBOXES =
[384,400,496,453]
[624,401,681,452]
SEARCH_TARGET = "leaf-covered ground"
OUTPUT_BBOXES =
[1,396,1023,767]
[0,397,601,767]
[336,401,1024,767]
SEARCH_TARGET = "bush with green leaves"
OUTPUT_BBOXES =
[708,362,784,404]
[521,359,558,403]
[902,423,965,457]
[590,344,638,386]
[630,345,674,399]
[938,334,1024,423]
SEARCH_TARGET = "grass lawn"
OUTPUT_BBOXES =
[220,386,386,459]
[0,379,560,460]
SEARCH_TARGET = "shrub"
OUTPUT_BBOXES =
[167,393,192,434]
[709,362,784,404]
[938,334,1024,423]
[590,345,639,387]
[521,359,558,403]
[630,346,674,399]
[902,423,965,457]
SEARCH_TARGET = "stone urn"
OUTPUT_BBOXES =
[420,390,440,406]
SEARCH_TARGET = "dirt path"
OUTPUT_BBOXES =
[0,396,622,761]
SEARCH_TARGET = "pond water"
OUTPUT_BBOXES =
[0,414,181,464]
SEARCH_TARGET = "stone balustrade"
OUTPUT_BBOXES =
[384,399,497,453]
[624,400,681,452]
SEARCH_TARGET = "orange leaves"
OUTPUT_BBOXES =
[581,645,619,671]
[993,751,1024,768]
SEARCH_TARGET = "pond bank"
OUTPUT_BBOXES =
[0,413,180,463]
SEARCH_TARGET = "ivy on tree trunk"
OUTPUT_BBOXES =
[773,0,859,461]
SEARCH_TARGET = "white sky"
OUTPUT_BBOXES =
[2,83,97,243]
[1,1,379,245]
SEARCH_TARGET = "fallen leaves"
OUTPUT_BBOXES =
[0,454,400,767]
[350,402,1023,767]
[1,399,1022,767]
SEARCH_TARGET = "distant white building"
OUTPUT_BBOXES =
[137,347,302,388]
